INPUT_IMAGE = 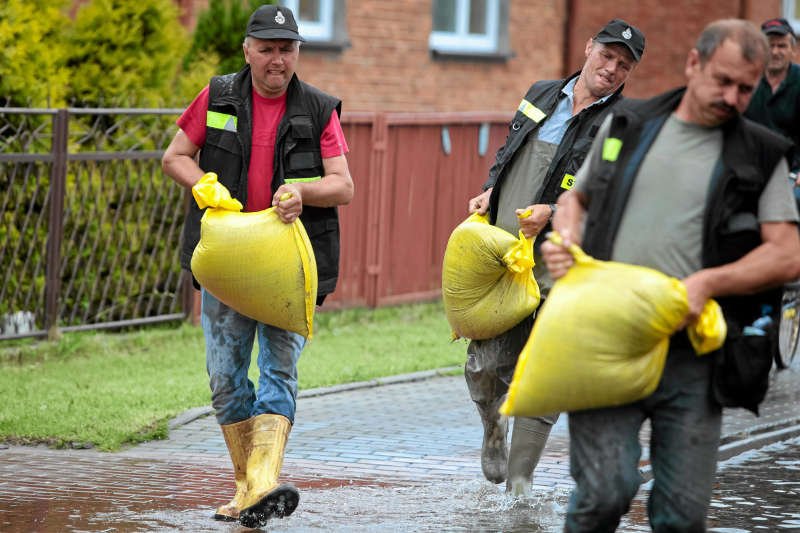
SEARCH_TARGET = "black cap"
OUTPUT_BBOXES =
[246,5,305,42]
[593,19,645,62]
[761,17,796,38]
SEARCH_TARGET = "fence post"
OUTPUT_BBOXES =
[44,109,68,340]
[364,113,389,308]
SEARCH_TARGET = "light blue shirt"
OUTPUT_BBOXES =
[536,77,613,145]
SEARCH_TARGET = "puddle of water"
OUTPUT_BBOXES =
[621,436,800,532]
[2,437,797,532]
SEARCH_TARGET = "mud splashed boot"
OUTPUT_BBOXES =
[238,414,299,529]
[213,418,250,521]
[506,415,556,497]
[477,396,509,484]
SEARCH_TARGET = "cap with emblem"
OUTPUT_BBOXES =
[593,19,646,62]
[761,17,796,38]
[246,4,305,42]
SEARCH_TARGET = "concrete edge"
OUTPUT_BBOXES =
[638,421,800,481]
[167,365,462,429]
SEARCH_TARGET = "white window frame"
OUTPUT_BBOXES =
[429,0,500,54]
[784,0,800,34]
[281,0,333,42]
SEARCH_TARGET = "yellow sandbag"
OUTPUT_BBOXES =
[190,173,317,338]
[500,233,725,418]
[442,212,541,340]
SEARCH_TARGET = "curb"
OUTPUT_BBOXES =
[168,365,462,429]
[638,418,800,481]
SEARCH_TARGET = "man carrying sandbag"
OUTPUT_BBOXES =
[162,5,353,528]
[465,19,646,494]
[543,19,800,532]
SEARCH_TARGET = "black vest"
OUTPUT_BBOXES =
[582,87,792,323]
[180,66,343,297]
[485,72,625,224]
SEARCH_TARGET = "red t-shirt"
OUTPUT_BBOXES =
[177,85,349,211]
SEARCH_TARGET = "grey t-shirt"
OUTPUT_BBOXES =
[575,114,799,278]
[496,137,558,289]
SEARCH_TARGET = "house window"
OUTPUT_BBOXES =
[784,0,800,33]
[281,0,349,49]
[429,0,504,55]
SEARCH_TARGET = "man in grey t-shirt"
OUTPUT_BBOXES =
[543,19,800,532]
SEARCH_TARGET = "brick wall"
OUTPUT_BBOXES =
[297,0,564,113]
[173,0,783,111]
[567,0,783,99]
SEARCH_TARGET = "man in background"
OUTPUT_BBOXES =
[745,17,800,185]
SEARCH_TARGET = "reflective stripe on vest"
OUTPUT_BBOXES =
[602,138,623,161]
[518,99,547,123]
[206,111,237,132]
[285,176,322,183]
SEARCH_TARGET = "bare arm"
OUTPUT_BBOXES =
[682,221,800,321]
[161,129,204,189]
[273,154,354,223]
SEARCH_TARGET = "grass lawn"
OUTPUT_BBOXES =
[0,301,468,451]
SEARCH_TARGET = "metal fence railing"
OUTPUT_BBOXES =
[1,107,512,340]
[0,108,192,340]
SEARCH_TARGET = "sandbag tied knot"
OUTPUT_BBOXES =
[687,299,727,355]
[191,172,244,211]
[501,233,535,273]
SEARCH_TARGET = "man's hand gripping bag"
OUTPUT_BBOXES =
[190,173,317,338]
[442,212,541,340]
[500,233,726,418]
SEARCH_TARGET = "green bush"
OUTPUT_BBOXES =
[184,0,268,76]
[0,0,71,107]
[65,0,189,106]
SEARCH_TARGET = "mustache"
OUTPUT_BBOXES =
[711,101,736,115]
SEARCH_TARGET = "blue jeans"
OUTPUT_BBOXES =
[201,289,306,425]
[564,335,722,533]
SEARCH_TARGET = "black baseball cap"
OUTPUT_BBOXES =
[593,19,646,62]
[246,4,305,41]
[761,17,796,38]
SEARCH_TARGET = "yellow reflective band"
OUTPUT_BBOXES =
[517,99,546,123]
[206,111,237,132]
[560,173,575,190]
[284,176,322,183]
[602,138,623,161]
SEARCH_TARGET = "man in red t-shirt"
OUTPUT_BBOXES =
[162,5,353,528]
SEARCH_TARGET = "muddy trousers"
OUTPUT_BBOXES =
[201,289,306,425]
[564,336,722,533]
[465,314,556,485]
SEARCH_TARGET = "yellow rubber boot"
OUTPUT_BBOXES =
[213,418,250,521]
[238,414,299,528]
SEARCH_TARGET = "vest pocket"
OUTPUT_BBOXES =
[205,128,241,155]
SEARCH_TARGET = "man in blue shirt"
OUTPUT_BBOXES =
[466,19,645,496]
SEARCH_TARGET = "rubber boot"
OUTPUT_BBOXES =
[505,415,557,497]
[477,395,509,484]
[238,414,300,529]
[213,418,250,521]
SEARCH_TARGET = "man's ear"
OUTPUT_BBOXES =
[584,38,595,58]
[685,48,700,78]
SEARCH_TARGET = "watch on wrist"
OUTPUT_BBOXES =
[548,203,557,221]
